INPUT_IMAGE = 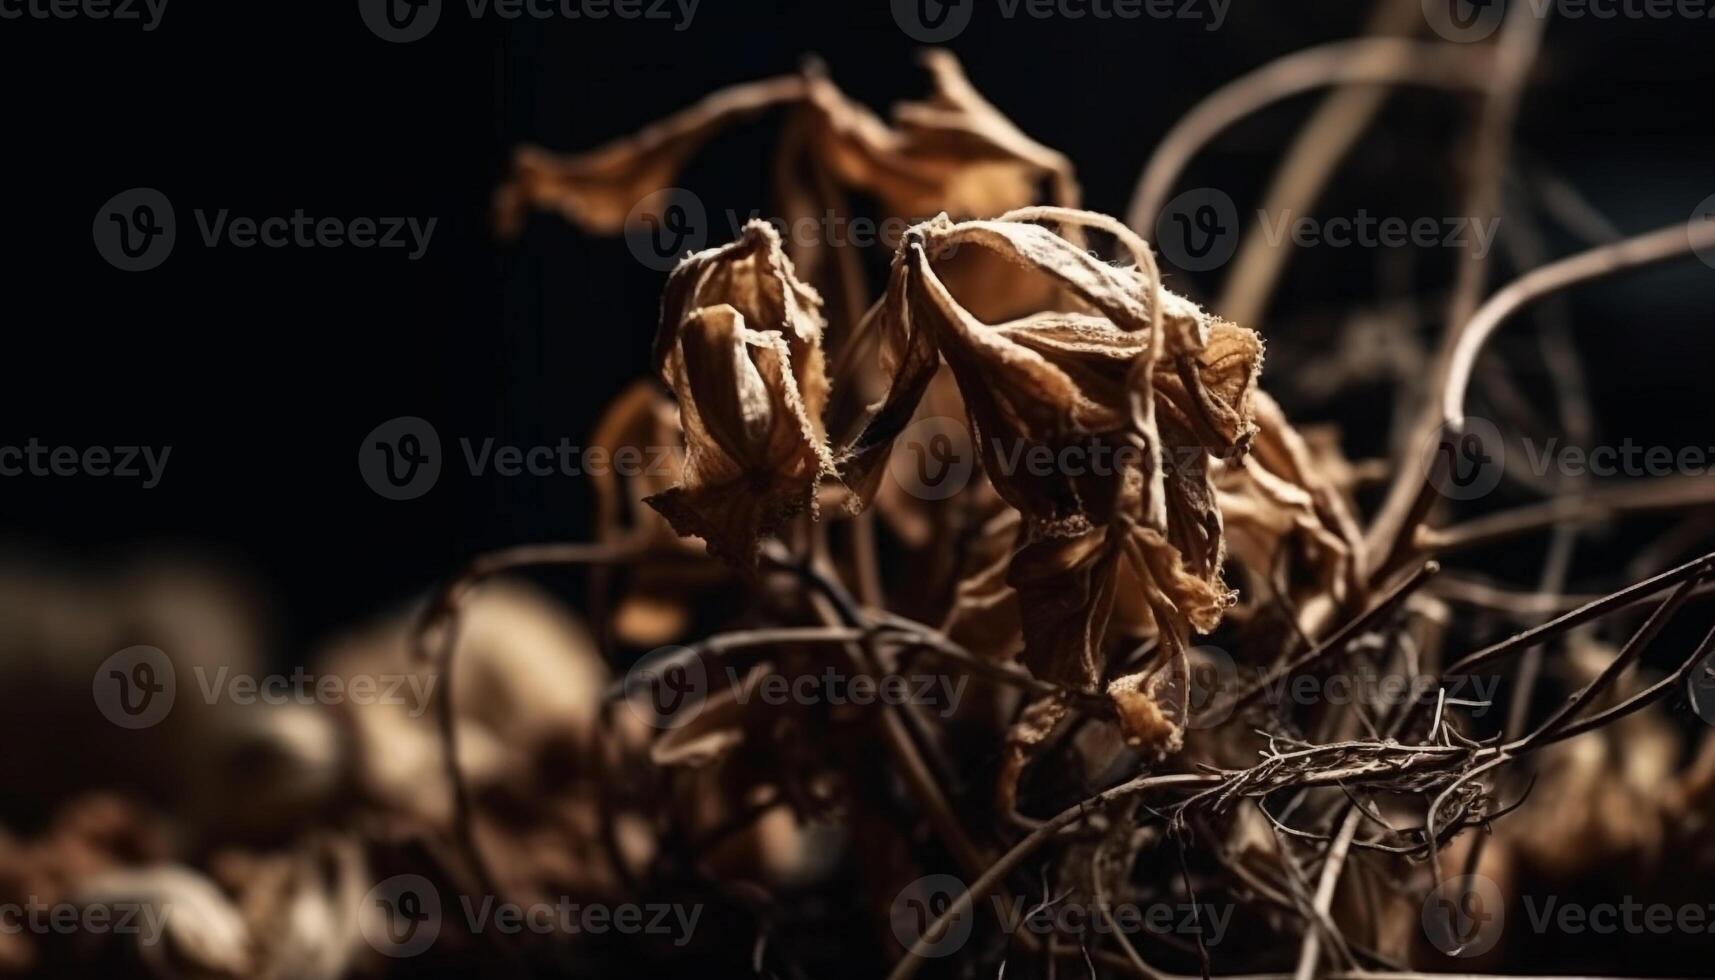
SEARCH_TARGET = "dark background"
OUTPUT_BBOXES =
[2,0,1713,662]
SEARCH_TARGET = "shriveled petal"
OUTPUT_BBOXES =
[1214,391,1365,627]
[940,507,1024,661]
[1008,527,1122,686]
[1155,320,1264,459]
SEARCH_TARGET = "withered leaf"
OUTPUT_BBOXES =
[498,51,1079,250]
[802,52,1078,222]
[495,75,807,239]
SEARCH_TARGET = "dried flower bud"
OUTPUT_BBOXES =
[843,212,1260,690]
[648,221,836,566]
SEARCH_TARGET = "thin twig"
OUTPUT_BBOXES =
[1210,561,1438,720]
[411,539,643,924]
[1444,550,1715,676]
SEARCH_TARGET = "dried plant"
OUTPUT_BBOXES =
[10,13,1715,980]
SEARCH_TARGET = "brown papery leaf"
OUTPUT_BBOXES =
[802,52,1078,222]
[648,221,836,567]
[649,663,771,768]
[497,51,1076,248]
[494,75,807,239]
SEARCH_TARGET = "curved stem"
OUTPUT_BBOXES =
[1441,219,1715,429]
[1363,1,1547,578]
[1217,0,1435,327]
[413,539,644,914]
[1126,39,1489,237]
[1366,218,1715,581]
